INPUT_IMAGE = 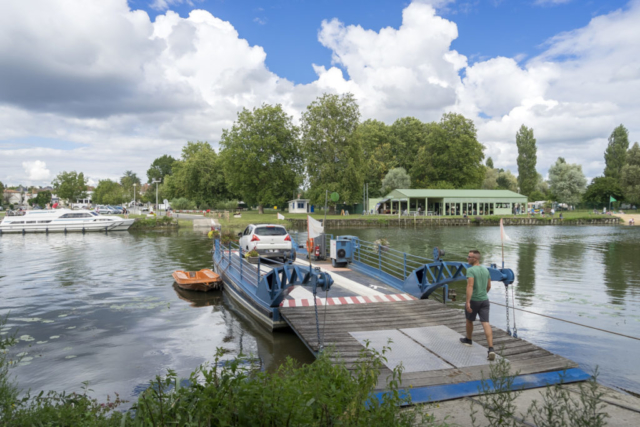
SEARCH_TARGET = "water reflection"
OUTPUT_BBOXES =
[516,242,536,307]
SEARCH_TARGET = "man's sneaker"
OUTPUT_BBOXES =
[459,337,472,347]
[488,347,496,361]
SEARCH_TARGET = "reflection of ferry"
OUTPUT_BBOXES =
[0,209,135,233]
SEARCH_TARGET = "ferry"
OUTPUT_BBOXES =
[0,209,135,233]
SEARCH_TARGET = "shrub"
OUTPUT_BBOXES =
[245,249,259,258]
[214,200,240,210]
[170,197,196,210]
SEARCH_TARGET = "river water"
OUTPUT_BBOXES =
[1,225,639,404]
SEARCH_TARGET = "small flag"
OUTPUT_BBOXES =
[500,218,511,242]
[277,213,285,220]
[308,215,324,238]
[610,196,617,202]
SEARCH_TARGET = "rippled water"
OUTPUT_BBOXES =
[2,225,640,404]
[0,230,312,405]
[330,225,640,395]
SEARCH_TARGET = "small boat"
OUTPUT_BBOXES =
[172,269,223,292]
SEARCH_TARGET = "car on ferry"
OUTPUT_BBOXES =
[238,224,296,262]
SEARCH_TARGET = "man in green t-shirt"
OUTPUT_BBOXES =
[459,249,495,361]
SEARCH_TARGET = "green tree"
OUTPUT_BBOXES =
[411,113,485,189]
[52,171,88,203]
[621,142,640,205]
[529,190,546,202]
[390,117,429,174]
[93,180,125,205]
[29,191,52,208]
[164,142,228,208]
[301,93,363,207]
[583,177,625,207]
[357,119,397,198]
[516,125,537,197]
[380,167,410,195]
[604,124,630,180]
[496,170,518,192]
[548,157,587,205]
[147,155,176,184]
[482,168,498,189]
[486,157,494,169]
[220,104,302,214]
[120,171,141,203]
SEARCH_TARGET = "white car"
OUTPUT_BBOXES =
[238,224,296,262]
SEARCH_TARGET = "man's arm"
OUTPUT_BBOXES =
[487,278,491,293]
[466,277,474,313]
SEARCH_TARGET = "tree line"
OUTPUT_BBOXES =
[12,93,638,211]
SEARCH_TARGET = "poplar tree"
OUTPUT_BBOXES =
[516,125,537,197]
[621,142,640,205]
[486,157,494,169]
[604,124,630,181]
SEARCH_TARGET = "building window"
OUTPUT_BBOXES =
[490,203,494,215]
[297,202,305,209]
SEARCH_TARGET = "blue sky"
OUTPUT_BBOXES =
[132,0,629,84]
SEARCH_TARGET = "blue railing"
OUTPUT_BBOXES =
[352,239,433,282]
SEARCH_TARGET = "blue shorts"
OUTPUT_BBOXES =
[466,299,490,322]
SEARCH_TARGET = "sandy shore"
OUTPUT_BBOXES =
[615,213,640,225]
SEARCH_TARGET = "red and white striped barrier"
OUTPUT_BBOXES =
[279,293,417,307]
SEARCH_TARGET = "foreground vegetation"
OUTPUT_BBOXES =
[0,314,612,426]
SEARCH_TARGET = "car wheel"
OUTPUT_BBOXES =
[291,251,296,262]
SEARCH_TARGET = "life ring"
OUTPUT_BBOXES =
[306,238,314,253]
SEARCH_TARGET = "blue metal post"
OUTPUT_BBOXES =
[240,247,243,280]
[378,244,382,271]
[443,284,448,305]
[257,256,261,286]
[228,242,231,266]
[404,253,407,279]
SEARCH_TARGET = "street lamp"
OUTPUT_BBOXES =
[151,179,161,215]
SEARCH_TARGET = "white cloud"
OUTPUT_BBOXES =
[0,0,639,185]
[22,160,51,182]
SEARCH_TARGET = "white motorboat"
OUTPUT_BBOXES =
[0,209,135,233]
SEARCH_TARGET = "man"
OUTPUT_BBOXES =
[459,249,495,361]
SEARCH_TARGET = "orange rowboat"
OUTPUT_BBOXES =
[172,269,223,292]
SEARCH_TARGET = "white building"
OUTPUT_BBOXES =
[288,198,310,213]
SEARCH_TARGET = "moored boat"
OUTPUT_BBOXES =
[0,209,135,233]
[172,269,223,292]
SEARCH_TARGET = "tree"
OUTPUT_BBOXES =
[411,113,485,189]
[52,171,87,203]
[482,168,498,190]
[486,157,494,169]
[380,167,410,195]
[164,141,228,208]
[548,158,587,205]
[516,125,537,197]
[496,170,518,192]
[583,177,625,207]
[219,104,302,214]
[0,181,4,198]
[357,119,397,198]
[604,124,630,180]
[147,155,176,184]
[621,142,640,205]
[120,171,141,203]
[93,180,125,205]
[390,117,429,174]
[29,190,52,208]
[301,93,363,207]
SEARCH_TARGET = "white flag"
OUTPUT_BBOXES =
[277,213,285,220]
[308,215,324,239]
[500,218,511,242]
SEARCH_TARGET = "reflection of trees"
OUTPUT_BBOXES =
[603,241,635,305]
[516,242,537,307]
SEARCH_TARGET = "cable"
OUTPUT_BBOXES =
[490,301,640,341]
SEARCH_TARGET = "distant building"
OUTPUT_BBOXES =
[288,198,311,213]
[372,189,527,216]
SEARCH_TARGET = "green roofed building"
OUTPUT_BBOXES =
[372,189,528,216]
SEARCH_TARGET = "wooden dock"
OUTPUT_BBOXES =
[280,298,580,394]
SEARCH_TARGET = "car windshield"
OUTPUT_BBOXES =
[255,226,287,236]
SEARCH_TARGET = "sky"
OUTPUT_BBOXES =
[0,0,638,187]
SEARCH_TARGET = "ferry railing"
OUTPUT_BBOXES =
[352,239,433,281]
[214,240,260,286]
[290,231,334,258]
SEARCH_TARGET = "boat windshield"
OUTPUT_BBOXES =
[90,212,99,216]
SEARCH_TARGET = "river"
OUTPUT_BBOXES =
[1,225,639,404]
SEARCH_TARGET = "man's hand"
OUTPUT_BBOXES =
[466,302,472,313]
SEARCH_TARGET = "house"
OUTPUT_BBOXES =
[288,198,311,213]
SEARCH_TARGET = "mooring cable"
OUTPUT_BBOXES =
[490,301,640,341]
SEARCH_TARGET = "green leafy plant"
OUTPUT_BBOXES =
[244,249,259,258]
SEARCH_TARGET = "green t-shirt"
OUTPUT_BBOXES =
[466,265,489,301]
